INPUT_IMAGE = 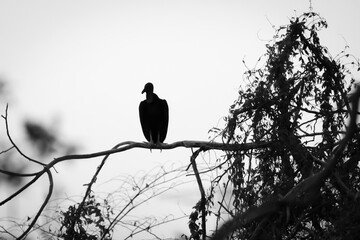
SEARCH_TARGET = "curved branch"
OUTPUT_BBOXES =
[1,104,45,166]
[16,168,53,240]
[0,169,38,177]
[0,172,44,206]
[1,140,273,195]
[190,148,207,240]
[51,140,272,166]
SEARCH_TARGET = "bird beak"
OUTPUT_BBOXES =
[141,89,145,94]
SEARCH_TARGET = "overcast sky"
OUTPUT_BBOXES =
[1,0,359,239]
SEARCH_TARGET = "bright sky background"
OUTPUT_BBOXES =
[1,0,359,239]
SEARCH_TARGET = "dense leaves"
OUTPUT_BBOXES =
[219,12,360,239]
[58,194,113,240]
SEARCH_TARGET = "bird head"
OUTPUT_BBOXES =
[141,82,154,94]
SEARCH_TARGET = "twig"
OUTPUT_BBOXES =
[122,215,188,240]
[0,146,14,154]
[101,166,187,240]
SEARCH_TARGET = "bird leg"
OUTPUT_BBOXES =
[147,131,164,152]
[148,131,155,152]
[156,132,163,152]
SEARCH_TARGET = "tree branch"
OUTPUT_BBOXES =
[190,148,207,240]
[1,104,45,166]
[16,168,53,240]
[1,108,273,239]
[52,140,272,163]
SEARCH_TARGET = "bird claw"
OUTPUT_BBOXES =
[144,140,165,153]
[153,142,164,152]
[149,141,155,152]
[156,142,164,152]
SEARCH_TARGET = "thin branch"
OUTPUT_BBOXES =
[101,166,187,240]
[0,146,14,154]
[0,172,44,206]
[16,168,53,240]
[122,215,188,240]
[1,104,45,166]
[67,142,125,239]
[0,169,38,177]
[190,148,207,240]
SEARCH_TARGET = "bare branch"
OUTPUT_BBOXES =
[190,148,207,240]
[0,169,37,177]
[52,140,272,164]
[0,172,44,206]
[2,104,45,166]
[0,146,14,154]
[16,168,53,240]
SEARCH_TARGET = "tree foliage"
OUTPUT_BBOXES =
[213,12,360,239]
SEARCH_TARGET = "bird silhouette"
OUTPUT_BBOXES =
[139,82,169,144]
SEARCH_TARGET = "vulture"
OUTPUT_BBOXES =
[139,82,169,144]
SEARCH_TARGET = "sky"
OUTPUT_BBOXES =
[0,0,359,239]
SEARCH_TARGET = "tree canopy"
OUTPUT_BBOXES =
[210,12,360,240]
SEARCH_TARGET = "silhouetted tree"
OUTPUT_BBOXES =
[211,12,360,239]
